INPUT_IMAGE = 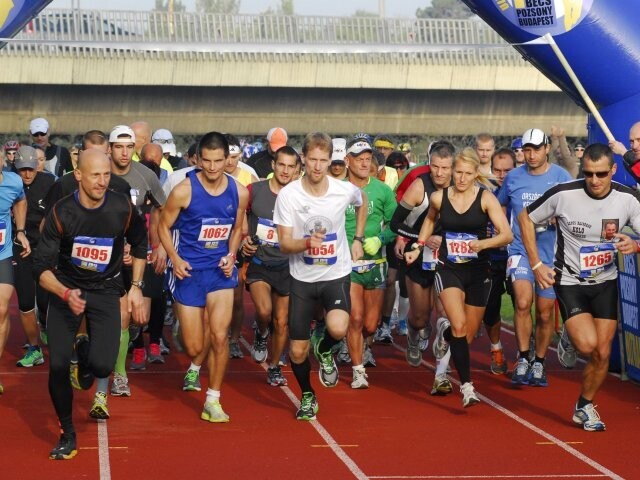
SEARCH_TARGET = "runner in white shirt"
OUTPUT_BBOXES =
[273,132,367,421]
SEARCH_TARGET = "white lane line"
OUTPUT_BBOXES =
[239,338,368,480]
[97,419,111,480]
[391,343,623,480]
[368,475,608,479]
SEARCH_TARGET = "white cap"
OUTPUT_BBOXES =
[29,117,49,135]
[331,138,347,162]
[521,128,548,147]
[346,140,373,156]
[109,125,136,143]
[152,128,176,156]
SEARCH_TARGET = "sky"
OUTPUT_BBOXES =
[47,0,431,18]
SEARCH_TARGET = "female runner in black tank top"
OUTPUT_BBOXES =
[405,148,513,407]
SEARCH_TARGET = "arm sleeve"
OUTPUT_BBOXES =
[390,201,421,239]
[126,203,149,260]
[33,208,63,281]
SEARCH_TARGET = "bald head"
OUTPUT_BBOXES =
[130,121,151,153]
[77,148,110,170]
[629,122,640,160]
[141,143,163,166]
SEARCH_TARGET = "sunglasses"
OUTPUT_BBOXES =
[32,132,47,137]
[582,170,610,178]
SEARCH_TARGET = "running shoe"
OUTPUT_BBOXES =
[313,333,338,388]
[296,392,318,421]
[110,373,131,397]
[490,347,508,375]
[148,343,165,364]
[432,317,451,360]
[430,374,453,396]
[159,337,171,355]
[374,325,393,344]
[75,334,94,390]
[69,363,81,390]
[172,319,184,353]
[460,382,480,408]
[129,347,147,370]
[89,392,110,420]
[251,328,268,363]
[266,366,288,386]
[183,368,202,391]
[229,340,243,359]
[557,326,577,369]
[201,400,230,423]
[397,319,408,336]
[405,326,422,367]
[511,357,530,385]
[39,328,48,346]
[16,346,45,367]
[418,323,432,352]
[527,361,548,387]
[573,403,605,432]
[336,339,351,364]
[49,432,77,460]
[351,367,369,389]
[363,344,376,368]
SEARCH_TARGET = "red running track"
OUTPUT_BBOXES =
[1,297,639,480]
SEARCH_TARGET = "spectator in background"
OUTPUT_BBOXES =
[29,117,73,177]
[152,128,187,171]
[130,121,173,173]
[386,150,410,178]
[398,142,413,165]
[328,138,347,180]
[511,137,525,166]
[373,135,395,161]
[184,143,198,167]
[574,142,585,160]
[549,125,578,178]
[473,132,495,176]
[3,140,19,172]
[69,143,80,170]
[247,127,288,179]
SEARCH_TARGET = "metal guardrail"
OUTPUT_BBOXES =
[2,9,522,64]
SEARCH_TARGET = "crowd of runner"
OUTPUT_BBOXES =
[1,117,640,460]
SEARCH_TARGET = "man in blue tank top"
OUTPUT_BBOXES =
[159,132,248,423]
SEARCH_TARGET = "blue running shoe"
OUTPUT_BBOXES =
[573,403,605,431]
[511,357,530,385]
[527,361,548,387]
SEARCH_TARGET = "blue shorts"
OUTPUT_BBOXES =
[172,267,238,307]
[507,254,555,299]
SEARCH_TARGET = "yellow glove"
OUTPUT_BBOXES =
[363,236,382,256]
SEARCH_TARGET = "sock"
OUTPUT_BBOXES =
[491,341,502,350]
[206,388,220,403]
[291,356,313,394]
[534,356,545,365]
[443,326,453,343]
[381,315,390,328]
[577,395,591,409]
[59,416,75,435]
[189,362,201,372]
[318,331,339,353]
[352,364,364,371]
[435,348,451,376]
[398,296,410,321]
[114,328,129,376]
[449,335,471,384]
[519,350,530,360]
[95,377,109,394]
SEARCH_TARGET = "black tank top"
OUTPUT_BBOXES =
[438,187,489,267]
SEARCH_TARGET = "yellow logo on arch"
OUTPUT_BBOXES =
[0,0,16,30]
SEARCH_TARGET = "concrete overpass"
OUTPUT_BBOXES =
[0,9,586,136]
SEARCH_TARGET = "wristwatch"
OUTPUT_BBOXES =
[131,280,145,289]
[353,236,365,243]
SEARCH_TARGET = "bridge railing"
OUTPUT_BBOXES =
[5,9,521,63]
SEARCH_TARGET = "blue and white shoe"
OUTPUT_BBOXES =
[511,357,530,385]
[573,403,605,431]
[527,361,548,387]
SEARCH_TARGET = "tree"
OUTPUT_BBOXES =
[196,0,241,14]
[353,9,377,17]
[154,0,186,12]
[262,0,295,15]
[416,0,472,19]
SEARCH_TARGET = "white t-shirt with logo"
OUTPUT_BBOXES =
[273,176,363,283]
